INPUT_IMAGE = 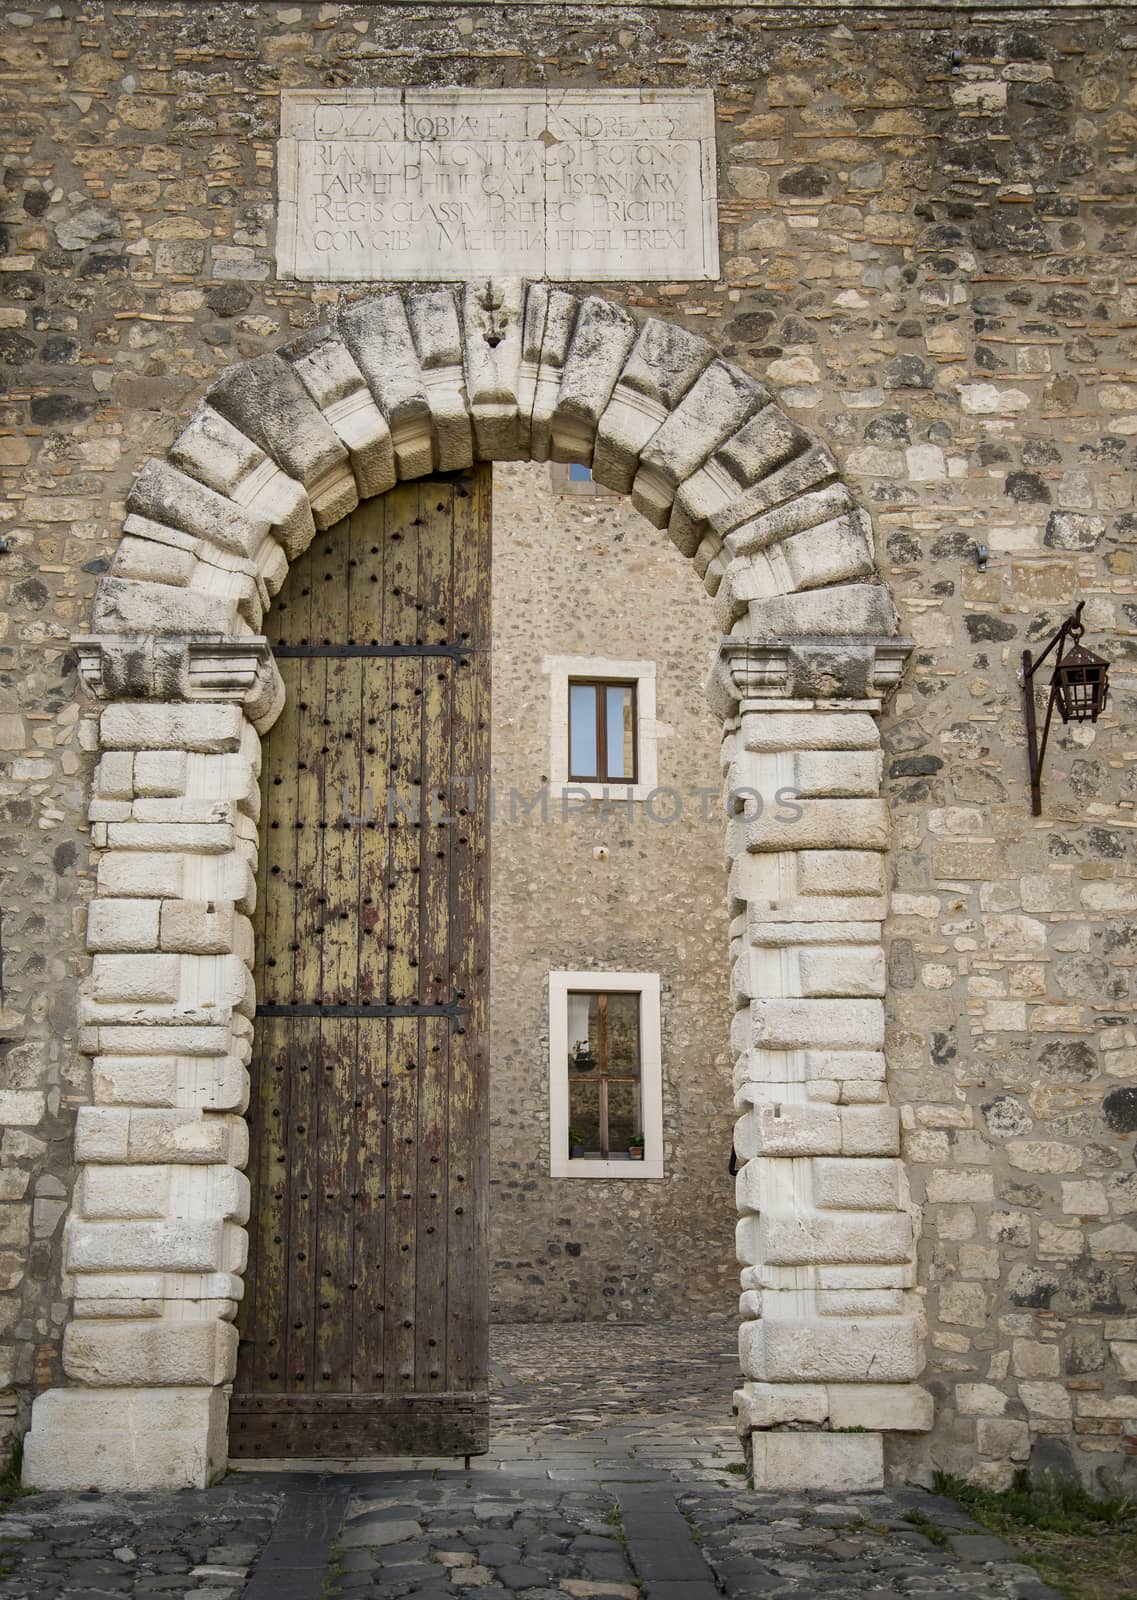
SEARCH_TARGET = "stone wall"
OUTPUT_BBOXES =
[489,462,734,1321]
[0,1,1134,1492]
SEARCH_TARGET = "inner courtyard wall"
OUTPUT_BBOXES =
[488,462,734,1322]
[0,1,1133,1489]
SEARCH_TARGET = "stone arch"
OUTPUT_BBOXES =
[26,281,926,1493]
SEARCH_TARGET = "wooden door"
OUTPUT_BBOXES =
[230,468,491,1458]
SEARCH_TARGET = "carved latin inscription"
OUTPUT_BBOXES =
[277,89,719,282]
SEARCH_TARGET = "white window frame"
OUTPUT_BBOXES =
[543,655,658,802]
[549,970,664,1180]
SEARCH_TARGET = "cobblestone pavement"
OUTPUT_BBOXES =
[0,1320,1059,1600]
[0,1482,281,1599]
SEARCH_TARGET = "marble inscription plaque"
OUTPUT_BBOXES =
[277,89,719,282]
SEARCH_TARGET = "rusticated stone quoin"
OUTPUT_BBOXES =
[22,280,917,1494]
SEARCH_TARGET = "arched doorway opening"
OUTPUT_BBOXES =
[25,281,926,1492]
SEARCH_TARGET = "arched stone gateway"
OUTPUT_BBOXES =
[24,280,929,1492]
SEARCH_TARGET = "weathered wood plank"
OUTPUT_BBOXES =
[382,486,424,1399]
[385,1014,419,1394]
[415,485,454,1392]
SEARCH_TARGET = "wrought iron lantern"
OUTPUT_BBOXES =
[1021,601,1110,816]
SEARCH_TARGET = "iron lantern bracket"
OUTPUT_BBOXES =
[1021,600,1107,817]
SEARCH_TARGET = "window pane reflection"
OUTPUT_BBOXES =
[569,683,598,778]
[566,989,643,1159]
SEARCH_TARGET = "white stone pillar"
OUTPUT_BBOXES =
[21,641,279,1490]
[711,639,932,1491]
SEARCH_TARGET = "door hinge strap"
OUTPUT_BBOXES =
[256,1001,470,1019]
[273,643,479,659]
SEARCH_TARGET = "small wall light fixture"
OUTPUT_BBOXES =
[1022,600,1110,816]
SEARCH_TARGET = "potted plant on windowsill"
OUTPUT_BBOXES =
[628,1134,645,1161]
[569,1127,585,1159]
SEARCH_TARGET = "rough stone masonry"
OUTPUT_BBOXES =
[0,0,1134,1497]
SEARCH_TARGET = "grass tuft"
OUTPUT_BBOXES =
[937,1468,1137,1600]
[0,1440,30,1506]
[935,1469,1128,1536]
[903,1508,948,1547]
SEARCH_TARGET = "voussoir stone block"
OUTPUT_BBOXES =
[336,292,434,480]
[168,404,315,560]
[22,1385,229,1491]
[280,327,397,499]
[550,295,637,462]
[63,1318,238,1387]
[633,360,766,527]
[742,582,898,641]
[712,514,876,626]
[725,481,860,557]
[405,286,475,470]
[668,404,811,555]
[112,527,198,589]
[710,441,841,538]
[127,459,274,565]
[593,316,713,492]
[208,353,357,529]
[523,286,579,460]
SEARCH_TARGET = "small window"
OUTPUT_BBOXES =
[549,971,663,1179]
[543,655,657,801]
[548,462,618,498]
[568,679,637,784]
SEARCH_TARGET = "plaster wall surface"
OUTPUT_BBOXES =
[0,0,1134,1493]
